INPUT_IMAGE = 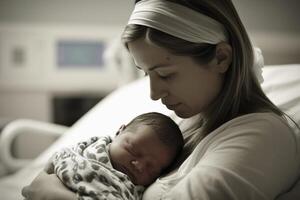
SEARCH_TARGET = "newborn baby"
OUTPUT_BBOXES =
[45,112,183,200]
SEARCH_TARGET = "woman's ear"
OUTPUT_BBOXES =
[212,42,232,73]
[115,124,126,136]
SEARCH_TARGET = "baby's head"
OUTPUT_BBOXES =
[109,112,183,186]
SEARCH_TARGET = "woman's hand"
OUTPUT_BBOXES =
[21,170,76,200]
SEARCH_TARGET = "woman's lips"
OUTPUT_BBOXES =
[165,103,181,110]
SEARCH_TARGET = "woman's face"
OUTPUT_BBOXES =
[128,38,225,118]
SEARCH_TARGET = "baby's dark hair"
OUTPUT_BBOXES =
[125,112,183,156]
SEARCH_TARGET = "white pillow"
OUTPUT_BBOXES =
[262,64,300,128]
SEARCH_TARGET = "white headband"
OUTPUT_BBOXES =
[128,0,228,44]
[127,0,264,83]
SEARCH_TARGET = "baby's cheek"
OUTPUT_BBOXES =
[139,172,157,186]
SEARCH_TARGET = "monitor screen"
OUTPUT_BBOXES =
[57,40,105,68]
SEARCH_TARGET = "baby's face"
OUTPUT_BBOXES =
[109,125,175,186]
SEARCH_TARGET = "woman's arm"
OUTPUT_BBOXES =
[22,171,77,200]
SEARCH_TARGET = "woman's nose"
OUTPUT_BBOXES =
[149,78,167,100]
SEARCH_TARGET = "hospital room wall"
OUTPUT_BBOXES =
[0,0,299,124]
[0,0,134,124]
[0,0,299,64]
[232,0,300,65]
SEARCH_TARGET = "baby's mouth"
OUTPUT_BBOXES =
[116,162,137,183]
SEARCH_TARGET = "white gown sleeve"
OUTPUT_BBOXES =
[163,114,300,200]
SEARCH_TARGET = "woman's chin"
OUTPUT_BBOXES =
[174,110,194,118]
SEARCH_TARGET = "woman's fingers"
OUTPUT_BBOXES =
[21,171,46,200]
[20,170,76,200]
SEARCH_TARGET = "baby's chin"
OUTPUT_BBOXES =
[111,160,140,184]
[110,159,155,186]
[133,177,155,187]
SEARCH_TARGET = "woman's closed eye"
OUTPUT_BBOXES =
[136,64,175,80]
[142,71,173,81]
[157,73,173,80]
[143,69,174,80]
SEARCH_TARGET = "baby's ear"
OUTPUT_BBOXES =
[115,124,126,136]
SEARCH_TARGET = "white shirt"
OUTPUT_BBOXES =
[142,113,300,200]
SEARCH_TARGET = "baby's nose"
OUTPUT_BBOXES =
[131,160,144,173]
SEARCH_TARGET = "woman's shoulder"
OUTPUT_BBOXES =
[182,112,298,162]
[209,112,297,143]
[184,112,300,195]
[221,112,293,133]
[200,112,299,158]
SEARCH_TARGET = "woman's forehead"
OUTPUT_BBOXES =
[128,38,174,69]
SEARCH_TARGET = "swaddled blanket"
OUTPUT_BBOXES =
[51,136,144,200]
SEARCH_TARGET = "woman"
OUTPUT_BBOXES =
[22,0,300,199]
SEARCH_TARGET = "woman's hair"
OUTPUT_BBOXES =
[122,0,289,140]
[125,112,183,156]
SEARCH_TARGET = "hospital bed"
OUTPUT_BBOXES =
[0,64,299,200]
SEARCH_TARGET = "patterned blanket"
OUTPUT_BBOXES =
[52,136,144,200]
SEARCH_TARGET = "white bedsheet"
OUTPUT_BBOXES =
[0,64,299,200]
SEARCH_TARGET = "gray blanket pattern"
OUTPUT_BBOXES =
[52,136,144,200]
